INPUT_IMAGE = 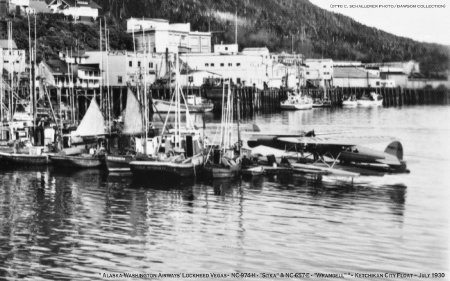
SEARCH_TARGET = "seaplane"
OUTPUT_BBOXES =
[244,125,409,179]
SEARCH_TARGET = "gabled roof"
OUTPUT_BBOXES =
[44,59,69,74]
[333,67,379,79]
[0,39,18,49]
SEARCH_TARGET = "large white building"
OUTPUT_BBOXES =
[127,18,211,54]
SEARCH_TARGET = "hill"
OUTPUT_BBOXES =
[9,0,450,77]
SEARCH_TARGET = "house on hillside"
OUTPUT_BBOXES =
[0,39,27,75]
[38,58,71,88]
[48,0,101,20]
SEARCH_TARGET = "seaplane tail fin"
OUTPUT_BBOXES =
[252,124,261,132]
[385,141,403,160]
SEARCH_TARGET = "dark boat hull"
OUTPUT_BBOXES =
[130,158,203,178]
[50,155,105,169]
[0,152,49,166]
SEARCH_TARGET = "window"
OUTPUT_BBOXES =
[237,78,241,84]
[220,63,224,67]
[228,63,232,67]
[323,65,326,68]
[205,63,209,67]
[138,61,141,67]
[225,47,228,50]
[129,61,132,67]
[306,72,310,75]
[236,63,241,67]
[211,63,215,67]
[118,76,123,84]
[149,62,154,68]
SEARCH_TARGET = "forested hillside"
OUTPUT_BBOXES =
[95,0,450,76]
[10,0,450,77]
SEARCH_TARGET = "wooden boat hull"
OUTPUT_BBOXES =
[105,155,133,172]
[130,156,204,178]
[0,151,49,166]
[153,99,214,113]
[50,155,105,169]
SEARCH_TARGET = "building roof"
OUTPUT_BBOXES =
[0,39,18,49]
[29,0,52,13]
[48,0,101,9]
[44,59,69,74]
[333,67,379,79]
[78,64,99,71]
[242,47,269,53]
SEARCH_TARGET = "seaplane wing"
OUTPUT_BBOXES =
[277,135,396,146]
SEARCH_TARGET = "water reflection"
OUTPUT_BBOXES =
[1,106,449,277]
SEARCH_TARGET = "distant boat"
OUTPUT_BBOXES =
[312,98,332,108]
[357,92,383,107]
[281,92,313,110]
[153,95,214,113]
[342,95,358,107]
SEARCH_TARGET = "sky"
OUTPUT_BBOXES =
[309,0,450,45]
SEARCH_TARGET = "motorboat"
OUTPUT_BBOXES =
[342,95,358,107]
[357,92,383,107]
[280,93,313,110]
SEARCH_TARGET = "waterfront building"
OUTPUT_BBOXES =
[84,50,169,87]
[304,58,333,88]
[180,50,271,89]
[47,0,101,20]
[127,18,211,53]
[333,67,381,88]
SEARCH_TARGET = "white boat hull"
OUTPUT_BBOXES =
[342,101,358,107]
[357,100,383,107]
[280,103,313,110]
[153,99,214,113]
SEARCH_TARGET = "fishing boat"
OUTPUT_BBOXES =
[51,99,107,169]
[0,150,50,166]
[203,81,241,178]
[281,92,313,110]
[153,94,214,113]
[342,95,358,107]
[130,57,206,178]
[105,88,147,173]
[357,92,383,107]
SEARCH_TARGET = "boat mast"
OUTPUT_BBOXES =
[142,24,148,154]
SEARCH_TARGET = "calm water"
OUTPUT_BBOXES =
[0,106,449,280]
